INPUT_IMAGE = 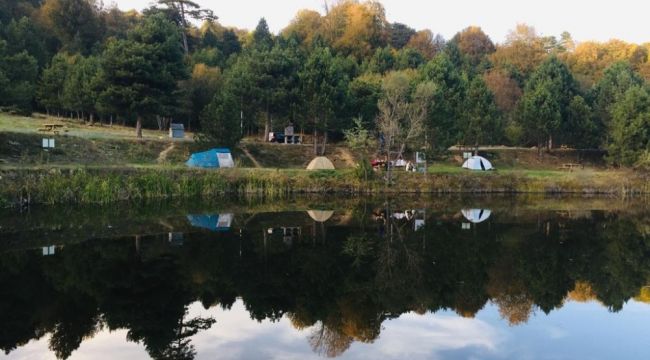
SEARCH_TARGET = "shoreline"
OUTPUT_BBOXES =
[1,166,648,207]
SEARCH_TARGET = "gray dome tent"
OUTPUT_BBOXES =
[462,156,493,171]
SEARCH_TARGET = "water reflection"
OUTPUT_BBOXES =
[1,197,650,359]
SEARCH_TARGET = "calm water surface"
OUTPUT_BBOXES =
[1,196,649,359]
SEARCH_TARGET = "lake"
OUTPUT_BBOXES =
[1,196,649,359]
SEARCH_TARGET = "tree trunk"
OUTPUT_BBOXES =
[179,2,189,55]
[321,131,328,156]
[263,111,271,142]
[313,128,318,155]
[89,113,94,126]
[136,115,143,138]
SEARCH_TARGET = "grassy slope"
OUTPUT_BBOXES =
[1,113,648,204]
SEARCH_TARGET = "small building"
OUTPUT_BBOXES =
[169,123,185,139]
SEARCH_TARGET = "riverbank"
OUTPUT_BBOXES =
[1,166,648,207]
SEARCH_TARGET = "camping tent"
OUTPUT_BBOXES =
[462,156,493,171]
[306,157,335,170]
[307,210,334,222]
[186,148,234,168]
[187,213,233,232]
[461,209,492,223]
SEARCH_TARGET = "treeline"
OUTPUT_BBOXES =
[1,1,650,165]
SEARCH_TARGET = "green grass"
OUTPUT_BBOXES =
[0,113,195,142]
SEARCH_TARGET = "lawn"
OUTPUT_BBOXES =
[0,113,195,142]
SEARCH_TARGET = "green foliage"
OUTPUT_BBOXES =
[97,13,187,133]
[299,47,353,133]
[348,73,382,127]
[252,18,273,50]
[420,52,467,150]
[344,117,375,151]
[0,40,38,114]
[563,95,598,148]
[589,61,644,145]
[37,52,70,113]
[353,158,375,182]
[44,0,104,54]
[459,76,502,146]
[198,90,242,148]
[520,79,562,147]
[519,57,577,148]
[607,86,650,166]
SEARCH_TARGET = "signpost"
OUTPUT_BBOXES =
[42,138,55,149]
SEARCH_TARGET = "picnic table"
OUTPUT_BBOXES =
[38,124,65,134]
[560,163,584,171]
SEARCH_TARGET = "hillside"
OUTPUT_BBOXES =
[0,113,609,171]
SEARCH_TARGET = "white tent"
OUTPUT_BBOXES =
[462,156,493,171]
[461,209,492,223]
[307,210,334,222]
[306,157,335,170]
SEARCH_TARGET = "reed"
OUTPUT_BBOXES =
[0,167,648,208]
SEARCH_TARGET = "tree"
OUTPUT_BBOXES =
[322,0,388,58]
[376,70,435,162]
[181,63,221,131]
[364,46,394,74]
[0,40,38,114]
[220,29,241,57]
[97,14,187,138]
[156,0,217,54]
[607,86,650,166]
[348,72,382,127]
[394,47,425,70]
[299,47,353,155]
[520,56,577,149]
[450,26,495,70]
[198,90,242,148]
[519,79,562,152]
[39,0,104,54]
[483,69,522,114]
[282,9,322,48]
[61,55,100,122]
[388,23,415,50]
[3,16,49,68]
[589,61,644,145]
[459,77,502,148]
[563,95,598,149]
[405,30,443,60]
[420,52,467,151]
[490,24,547,78]
[38,52,70,115]
[252,18,273,50]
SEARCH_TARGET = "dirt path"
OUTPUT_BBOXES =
[241,146,262,168]
[157,142,176,164]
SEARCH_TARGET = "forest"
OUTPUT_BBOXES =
[1,0,650,166]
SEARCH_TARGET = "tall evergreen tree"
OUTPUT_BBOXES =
[97,14,187,138]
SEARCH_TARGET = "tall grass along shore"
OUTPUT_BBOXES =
[1,167,648,208]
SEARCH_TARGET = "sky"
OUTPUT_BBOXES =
[107,0,649,44]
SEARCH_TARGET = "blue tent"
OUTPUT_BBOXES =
[186,148,234,168]
[187,214,233,232]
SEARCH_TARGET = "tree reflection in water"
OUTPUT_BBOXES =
[1,201,650,359]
